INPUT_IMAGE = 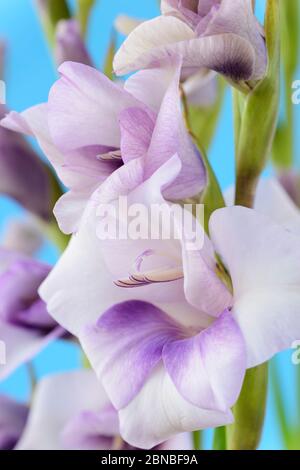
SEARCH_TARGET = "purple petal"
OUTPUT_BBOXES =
[0,257,53,329]
[163,309,246,410]
[0,106,51,219]
[0,395,28,450]
[81,300,185,409]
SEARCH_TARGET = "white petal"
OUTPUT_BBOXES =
[210,206,300,367]
[119,364,233,449]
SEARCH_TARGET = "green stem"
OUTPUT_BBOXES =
[213,426,226,450]
[270,359,290,448]
[226,364,268,450]
[193,430,202,450]
[235,0,280,207]
[232,89,244,161]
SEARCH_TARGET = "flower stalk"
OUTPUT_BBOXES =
[226,0,280,450]
[272,0,299,168]
[235,0,280,208]
[226,364,268,450]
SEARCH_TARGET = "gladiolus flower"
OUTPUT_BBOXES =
[114,0,267,88]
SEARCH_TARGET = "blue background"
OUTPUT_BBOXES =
[0,0,299,450]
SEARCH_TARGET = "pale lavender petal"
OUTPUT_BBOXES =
[48,62,144,152]
[81,300,185,410]
[163,309,246,410]
[144,59,206,199]
[181,232,233,316]
[119,107,155,162]
[123,60,207,198]
[113,16,257,82]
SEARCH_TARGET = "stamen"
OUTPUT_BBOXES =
[114,267,183,288]
[97,150,122,161]
[114,250,183,288]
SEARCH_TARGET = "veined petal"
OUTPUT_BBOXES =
[144,59,206,199]
[40,157,209,339]
[203,0,267,80]
[48,62,144,152]
[177,210,232,316]
[81,300,185,410]
[119,107,155,162]
[113,16,195,75]
[114,16,256,83]
[163,309,246,411]
[124,60,206,199]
